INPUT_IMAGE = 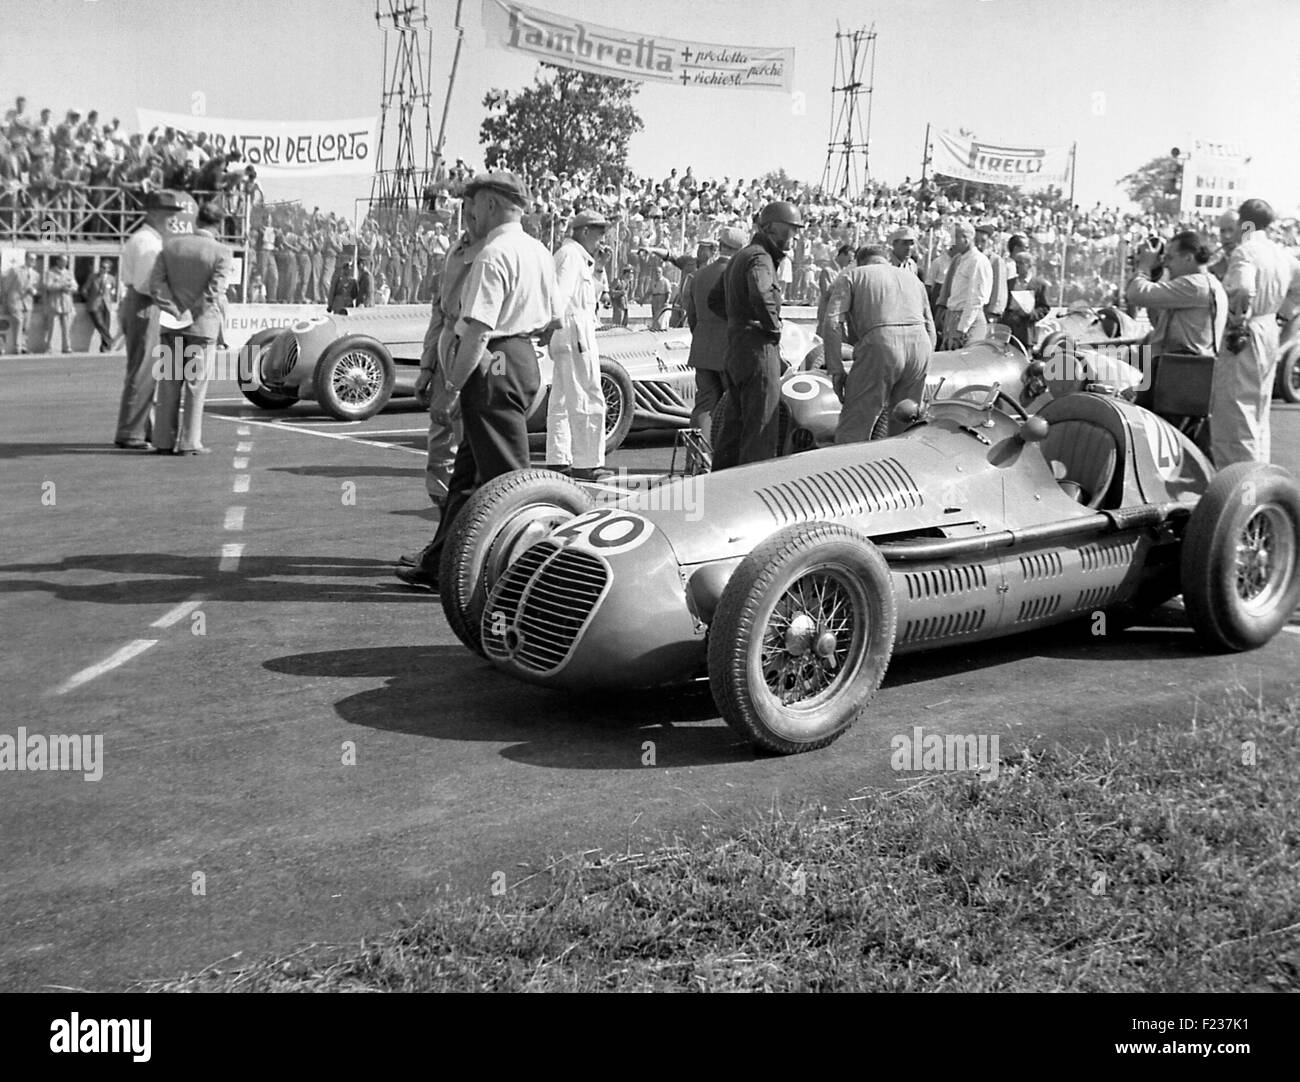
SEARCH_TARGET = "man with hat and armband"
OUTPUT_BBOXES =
[113,189,196,450]
[396,170,557,590]
[706,200,805,469]
[545,208,613,481]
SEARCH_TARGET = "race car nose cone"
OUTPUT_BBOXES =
[785,612,817,656]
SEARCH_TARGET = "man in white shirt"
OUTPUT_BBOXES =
[940,221,992,349]
[1212,198,1300,465]
[114,190,196,449]
[546,210,611,480]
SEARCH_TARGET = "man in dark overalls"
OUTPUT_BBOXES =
[707,200,804,469]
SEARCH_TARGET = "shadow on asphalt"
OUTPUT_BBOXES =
[0,442,153,459]
[263,644,758,768]
[0,553,429,604]
[269,465,424,479]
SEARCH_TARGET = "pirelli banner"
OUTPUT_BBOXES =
[481,0,793,92]
[1179,139,1249,217]
[933,131,1073,188]
[136,109,378,177]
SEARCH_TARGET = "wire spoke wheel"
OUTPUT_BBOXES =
[602,374,622,436]
[1234,503,1295,615]
[333,350,383,405]
[759,569,862,708]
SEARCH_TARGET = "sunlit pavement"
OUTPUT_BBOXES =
[1,353,1297,991]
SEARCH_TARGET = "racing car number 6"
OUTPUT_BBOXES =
[550,507,651,554]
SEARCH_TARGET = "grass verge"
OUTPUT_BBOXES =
[149,695,1299,992]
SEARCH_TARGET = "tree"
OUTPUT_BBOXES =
[1118,153,1183,217]
[479,64,643,186]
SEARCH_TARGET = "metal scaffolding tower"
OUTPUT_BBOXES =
[819,26,877,200]
[370,1,436,212]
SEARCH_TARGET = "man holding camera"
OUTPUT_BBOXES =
[1211,198,1300,466]
[1125,231,1227,407]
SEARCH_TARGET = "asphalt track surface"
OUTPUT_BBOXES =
[2,351,1298,992]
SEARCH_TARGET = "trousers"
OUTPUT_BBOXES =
[546,320,605,468]
[417,336,541,573]
[1211,316,1280,466]
[425,325,463,504]
[941,308,988,348]
[691,367,724,443]
[835,325,931,443]
[712,327,782,470]
[114,290,158,443]
[154,332,214,452]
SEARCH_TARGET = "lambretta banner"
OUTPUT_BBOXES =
[481,0,793,92]
[933,131,1072,187]
[136,109,378,178]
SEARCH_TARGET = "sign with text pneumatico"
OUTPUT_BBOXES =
[481,0,793,92]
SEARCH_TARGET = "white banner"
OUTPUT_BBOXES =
[136,109,378,178]
[1179,139,1248,217]
[481,0,793,92]
[932,131,1072,188]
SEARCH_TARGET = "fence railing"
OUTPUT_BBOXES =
[0,185,248,248]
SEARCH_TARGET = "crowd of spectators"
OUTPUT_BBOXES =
[1,95,260,242]
[6,89,1297,314]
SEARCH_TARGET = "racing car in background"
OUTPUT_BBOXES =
[236,304,703,453]
[433,381,1300,755]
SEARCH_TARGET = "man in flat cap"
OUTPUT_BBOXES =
[888,226,921,279]
[113,189,196,449]
[397,170,558,589]
[545,208,611,480]
[685,227,746,445]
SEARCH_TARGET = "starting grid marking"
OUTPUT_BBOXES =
[206,412,426,456]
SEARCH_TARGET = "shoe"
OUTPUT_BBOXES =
[395,564,439,591]
[178,447,212,455]
[114,439,152,450]
[571,467,615,482]
[543,463,572,474]
[399,538,439,568]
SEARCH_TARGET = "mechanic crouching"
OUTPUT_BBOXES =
[706,201,805,469]
[821,245,935,443]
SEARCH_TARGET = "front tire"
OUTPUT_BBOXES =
[237,331,297,409]
[312,338,395,420]
[1181,462,1300,650]
[438,470,593,656]
[707,523,896,754]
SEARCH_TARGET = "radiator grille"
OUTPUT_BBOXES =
[265,337,299,382]
[482,542,609,674]
[756,458,923,527]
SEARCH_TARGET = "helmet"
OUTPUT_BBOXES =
[757,200,804,228]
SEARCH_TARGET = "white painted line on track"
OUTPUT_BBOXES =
[356,428,430,436]
[232,474,251,493]
[218,543,244,571]
[206,412,425,455]
[236,425,251,436]
[235,441,254,453]
[150,598,204,629]
[233,457,249,470]
[1283,625,1300,636]
[54,639,158,695]
[203,397,247,404]
[224,507,246,531]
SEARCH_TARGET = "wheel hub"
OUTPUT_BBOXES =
[762,570,859,705]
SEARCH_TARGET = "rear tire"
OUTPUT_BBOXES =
[1181,462,1300,650]
[1276,346,1300,404]
[707,522,896,754]
[600,360,636,454]
[438,470,593,656]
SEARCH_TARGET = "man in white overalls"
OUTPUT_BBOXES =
[1212,198,1300,466]
[546,209,611,481]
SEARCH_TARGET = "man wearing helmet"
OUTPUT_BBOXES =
[706,200,804,468]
